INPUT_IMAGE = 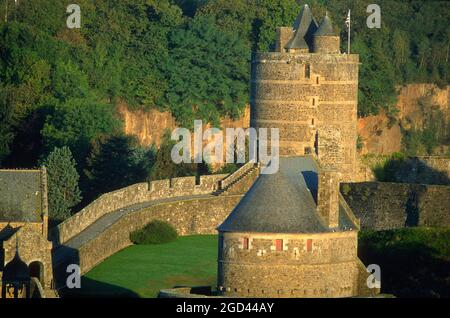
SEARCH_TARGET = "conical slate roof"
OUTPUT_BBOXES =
[285,4,318,50]
[314,14,337,36]
[218,157,330,234]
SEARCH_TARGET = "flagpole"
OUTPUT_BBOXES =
[348,9,351,54]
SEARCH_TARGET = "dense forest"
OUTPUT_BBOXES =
[0,0,448,220]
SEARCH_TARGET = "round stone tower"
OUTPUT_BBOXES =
[313,13,340,54]
[251,5,359,181]
[216,157,378,298]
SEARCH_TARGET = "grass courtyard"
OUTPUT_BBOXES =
[64,228,450,298]
[72,235,218,298]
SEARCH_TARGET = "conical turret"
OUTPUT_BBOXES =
[284,4,318,53]
[313,13,340,53]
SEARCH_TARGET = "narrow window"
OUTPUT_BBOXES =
[305,64,310,78]
[306,239,313,252]
[312,98,316,106]
[316,76,320,84]
[311,118,315,125]
[275,239,283,251]
[242,237,249,250]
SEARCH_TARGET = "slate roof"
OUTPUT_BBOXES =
[285,4,318,50]
[218,157,331,234]
[0,170,43,222]
[314,14,337,36]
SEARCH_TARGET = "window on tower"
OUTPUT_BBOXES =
[275,239,283,251]
[306,239,313,252]
[305,64,310,78]
[242,237,249,250]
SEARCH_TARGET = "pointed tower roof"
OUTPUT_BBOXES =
[218,157,329,234]
[285,4,318,50]
[314,13,337,36]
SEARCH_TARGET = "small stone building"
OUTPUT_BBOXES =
[0,168,56,298]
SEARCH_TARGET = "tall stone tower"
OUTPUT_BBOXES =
[251,5,359,180]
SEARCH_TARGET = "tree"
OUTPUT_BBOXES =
[52,60,89,101]
[41,97,122,163]
[42,146,82,222]
[165,15,249,127]
[84,134,156,199]
[0,85,15,163]
[150,130,198,180]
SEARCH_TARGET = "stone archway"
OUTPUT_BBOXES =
[29,261,45,286]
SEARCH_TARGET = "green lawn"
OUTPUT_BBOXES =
[63,228,450,298]
[72,235,218,298]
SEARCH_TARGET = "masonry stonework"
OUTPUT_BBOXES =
[341,182,450,230]
[251,24,358,180]
[216,6,378,299]
[217,231,376,298]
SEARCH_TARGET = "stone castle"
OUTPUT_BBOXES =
[2,4,448,299]
[0,4,375,299]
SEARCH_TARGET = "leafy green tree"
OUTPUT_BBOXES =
[41,97,122,163]
[150,131,198,180]
[52,60,89,101]
[42,146,82,222]
[0,86,15,163]
[84,134,156,199]
[166,15,249,127]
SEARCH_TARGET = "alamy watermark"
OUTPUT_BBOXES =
[366,264,381,289]
[66,4,81,29]
[170,120,280,174]
[66,264,81,289]
[366,4,381,29]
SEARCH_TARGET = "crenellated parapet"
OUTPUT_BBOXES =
[52,174,227,245]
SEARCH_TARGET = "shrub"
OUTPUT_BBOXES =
[130,220,178,245]
[341,184,352,196]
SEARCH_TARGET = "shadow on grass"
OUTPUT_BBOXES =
[58,277,140,298]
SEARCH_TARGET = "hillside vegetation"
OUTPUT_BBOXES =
[0,0,448,217]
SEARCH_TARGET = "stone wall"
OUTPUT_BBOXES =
[51,164,261,279]
[217,231,377,298]
[275,27,294,52]
[2,225,53,289]
[313,36,340,54]
[52,174,227,245]
[341,182,450,230]
[0,222,44,239]
[317,170,340,227]
[56,195,244,276]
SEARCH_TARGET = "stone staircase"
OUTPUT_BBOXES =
[214,163,259,196]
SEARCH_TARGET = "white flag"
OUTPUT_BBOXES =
[345,10,351,28]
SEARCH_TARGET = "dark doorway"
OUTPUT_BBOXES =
[29,261,44,285]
